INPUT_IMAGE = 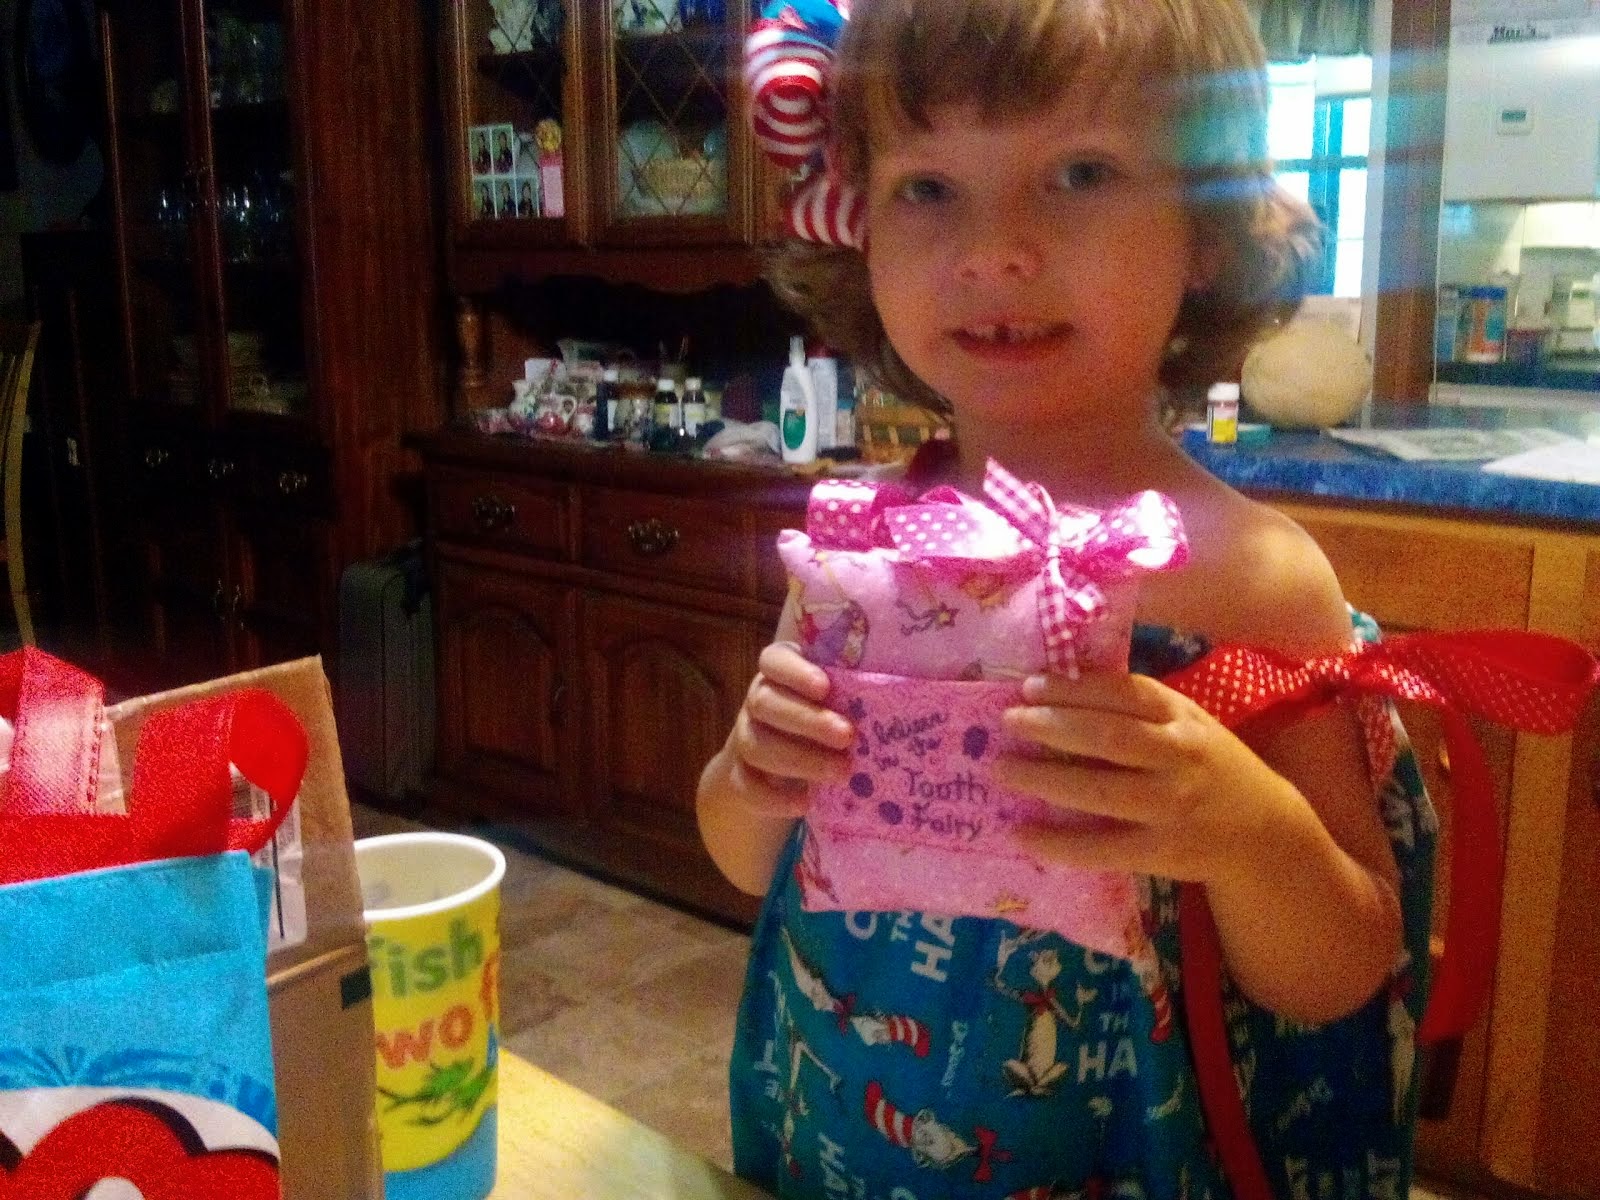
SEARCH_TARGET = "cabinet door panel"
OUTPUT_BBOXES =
[139,506,230,688]
[1534,547,1600,1196]
[589,7,754,247]
[1282,508,1534,631]
[231,509,332,669]
[581,592,755,842]
[435,559,578,815]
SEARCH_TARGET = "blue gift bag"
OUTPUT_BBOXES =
[0,649,308,1200]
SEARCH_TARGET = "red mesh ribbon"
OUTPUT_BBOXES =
[1161,629,1599,1200]
[0,648,309,885]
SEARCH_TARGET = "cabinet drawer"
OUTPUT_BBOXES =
[1288,512,1533,632]
[433,468,571,558]
[582,487,748,593]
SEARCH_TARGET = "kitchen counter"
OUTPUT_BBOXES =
[1182,405,1600,524]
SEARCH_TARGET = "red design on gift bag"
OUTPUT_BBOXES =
[0,1099,279,1200]
[1162,629,1600,1200]
[0,647,308,883]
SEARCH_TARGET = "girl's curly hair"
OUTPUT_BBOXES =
[763,0,1323,416]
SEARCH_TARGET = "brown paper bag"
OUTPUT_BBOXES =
[105,657,384,1200]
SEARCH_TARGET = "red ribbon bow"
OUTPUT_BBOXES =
[0,649,309,885]
[1161,628,1599,1200]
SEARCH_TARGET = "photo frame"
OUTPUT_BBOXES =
[513,173,539,219]
[472,176,498,219]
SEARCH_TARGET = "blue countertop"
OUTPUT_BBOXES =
[1182,405,1600,525]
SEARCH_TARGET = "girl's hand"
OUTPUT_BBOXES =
[723,642,856,820]
[994,670,1312,885]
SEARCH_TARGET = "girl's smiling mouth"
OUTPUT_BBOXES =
[952,321,1072,360]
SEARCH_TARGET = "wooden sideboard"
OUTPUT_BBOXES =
[418,431,809,926]
[417,431,1600,1195]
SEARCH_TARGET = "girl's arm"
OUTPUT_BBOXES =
[697,607,855,896]
[1203,693,1402,1024]
[998,536,1403,1025]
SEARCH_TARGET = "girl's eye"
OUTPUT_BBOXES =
[894,176,951,205]
[1055,160,1117,191]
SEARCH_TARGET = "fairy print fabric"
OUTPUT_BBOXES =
[800,669,1144,957]
[780,464,1186,682]
[781,463,1188,943]
[729,621,1439,1200]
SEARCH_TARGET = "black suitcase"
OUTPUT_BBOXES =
[336,541,435,804]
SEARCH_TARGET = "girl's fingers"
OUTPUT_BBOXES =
[733,712,852,785]
[1001,704,1179,771]
[727,758,812,819]
[757,641,833,704]
[746,675,856,750]
[1022,670,1178,721]
[993,754,1151,822]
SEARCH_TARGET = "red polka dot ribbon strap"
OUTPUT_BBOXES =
[745,0,865,248]
[1161,629,1600,1200]
[0,647,309,885]
[806,459,1188,673]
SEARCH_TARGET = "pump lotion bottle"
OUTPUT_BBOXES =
[780,335,819,464]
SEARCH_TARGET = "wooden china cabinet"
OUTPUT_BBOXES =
[101,0,440,690]
[421,0,788,917]
[438,0,777,375]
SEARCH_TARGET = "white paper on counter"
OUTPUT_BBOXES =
[1482,439,1600,484]
[1324,426,1577,462]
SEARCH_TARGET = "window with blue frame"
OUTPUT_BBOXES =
[1268,57,1372,299]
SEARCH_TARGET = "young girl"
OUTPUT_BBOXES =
[698,2,1434,1197]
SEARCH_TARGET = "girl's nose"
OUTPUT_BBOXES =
[955,212,1043,284]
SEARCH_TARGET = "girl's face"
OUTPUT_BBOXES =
[864,76,1210,429]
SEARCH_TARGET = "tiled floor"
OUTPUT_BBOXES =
[350,801,749,1171]
[352,802,1482,1199]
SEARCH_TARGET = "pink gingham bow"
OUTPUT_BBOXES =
[804,459,1187,671]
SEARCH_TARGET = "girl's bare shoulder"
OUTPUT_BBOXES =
[1141,472,1352,657]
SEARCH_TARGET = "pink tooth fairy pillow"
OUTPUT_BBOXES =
[781,458,1187,957]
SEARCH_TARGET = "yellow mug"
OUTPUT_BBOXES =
[355,832,506,1200]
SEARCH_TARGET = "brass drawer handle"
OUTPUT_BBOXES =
[144,446,171,470]
[471,494,516,533]
[277,469,308,496]
[207,456,238,482]
[626,517,680,557]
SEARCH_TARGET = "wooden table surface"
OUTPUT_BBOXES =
[490,1051,772,1199]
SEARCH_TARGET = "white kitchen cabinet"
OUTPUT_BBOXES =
[1442,21,1600,203]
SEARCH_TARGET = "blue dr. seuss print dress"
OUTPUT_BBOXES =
[729,619,1437,1200]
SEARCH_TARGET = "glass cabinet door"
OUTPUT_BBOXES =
[598,0,751,245]
[457,0,577,242]
[105,0,207,415]
[201,0,307,421]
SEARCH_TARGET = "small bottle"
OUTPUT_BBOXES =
[1206,382,1240,446]
[595,367,618,440]
[681,376,707,439]
[654,376,679,432]
[779,335,819,465]
[806,343,839,451]
[834,368,856,450]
